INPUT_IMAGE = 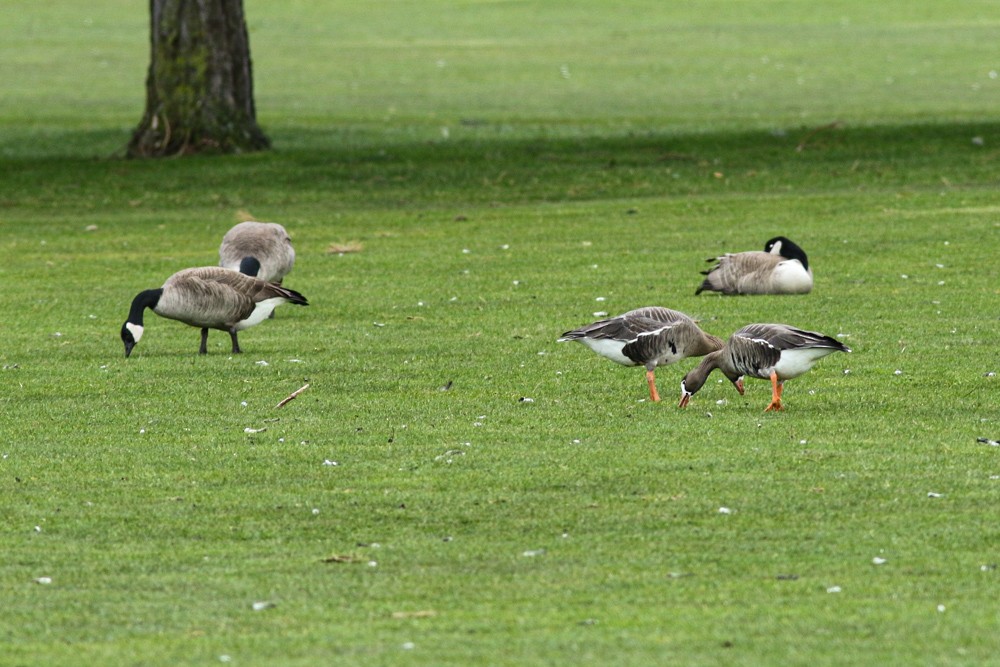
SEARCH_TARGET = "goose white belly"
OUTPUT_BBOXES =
[771,260,813,294]
[576,337,637,366]
[773,346,839,379]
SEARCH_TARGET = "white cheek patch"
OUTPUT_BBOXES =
[126,322,144,342]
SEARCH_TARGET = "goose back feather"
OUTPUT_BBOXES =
[219,221,296,284]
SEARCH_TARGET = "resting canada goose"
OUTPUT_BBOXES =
[678,323,850,411]
[558,307,724,402]
[695,236,813,295]
[219,221,296,284]
[120,267,308,358]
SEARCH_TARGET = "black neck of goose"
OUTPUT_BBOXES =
[127,289,162,326]
[766,237,809,271]
[784,242,809,271]
[238,256,261,277]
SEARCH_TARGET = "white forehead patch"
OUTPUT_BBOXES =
[126,322,144,342]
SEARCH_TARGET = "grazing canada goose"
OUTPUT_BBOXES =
[695,236,813,295]
[558,307,724,402]
[219,221,296,284]
[120,267,309,358]
[678,323,850,411]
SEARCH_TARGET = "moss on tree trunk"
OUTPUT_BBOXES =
[127,0,269,157]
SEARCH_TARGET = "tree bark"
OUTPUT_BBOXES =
[127,0,270,157]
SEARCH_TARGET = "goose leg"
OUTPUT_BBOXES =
[199,328,209,355]
[229,329,242,354]
[764,371,783,412]
[645,369,661,402]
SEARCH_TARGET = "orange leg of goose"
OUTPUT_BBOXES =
[645,369,661,402]
[764,371,784,412]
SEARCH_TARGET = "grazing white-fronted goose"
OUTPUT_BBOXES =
[219,221,296,284]
[695,236,813,295]
[679,323,850,411]
[558,307,724,402]
[120,267,309,357]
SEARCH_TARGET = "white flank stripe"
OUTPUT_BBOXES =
[578,337,634,366]
[774,347,840,379]
[235,297,286,331]
[636,325,670,339]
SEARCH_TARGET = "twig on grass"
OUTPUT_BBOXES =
[795,121,843,152]
[276,383,310,409]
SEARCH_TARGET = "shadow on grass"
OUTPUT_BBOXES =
[1,120,996,213]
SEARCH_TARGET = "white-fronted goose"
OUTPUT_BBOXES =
[695,236,813,295]
[679,323,850,411]
[558,307,724,402]
[121,267,308,357]
[219,221,296,284]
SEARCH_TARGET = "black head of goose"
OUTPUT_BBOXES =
[695,236,813,295]
[679,323,850,411]
[219,221,296,284]
[558,306,724,402]
[121,266,308,357]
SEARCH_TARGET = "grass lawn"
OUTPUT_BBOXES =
[1,1,999,665]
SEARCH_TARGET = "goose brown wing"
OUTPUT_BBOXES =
[606,307,691,340]
[198,267,307,307]
[559,307,689,342]
[160,268,257,325]
[740,323,849,352]
[699,251,777,294]
[621,321,688,365]
[726,332,782,377]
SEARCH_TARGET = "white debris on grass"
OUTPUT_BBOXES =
[872,557,887,565]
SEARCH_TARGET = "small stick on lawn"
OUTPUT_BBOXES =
[276,383,310,409]
[795,121,843,152]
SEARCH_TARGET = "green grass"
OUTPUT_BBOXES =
[2,1,1000,665]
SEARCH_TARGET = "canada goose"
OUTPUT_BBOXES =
[219,221,296,284]
[695,236,813,295]
[558,307,724,402]
[120,267,309,358]
[678,323,850,411]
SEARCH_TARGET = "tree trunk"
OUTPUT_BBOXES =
[127,0,270,157]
